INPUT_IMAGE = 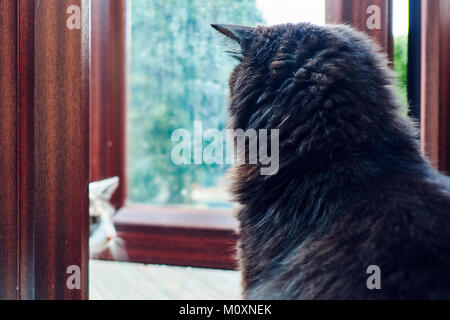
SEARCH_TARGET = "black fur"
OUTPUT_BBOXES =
[213,23,450,299]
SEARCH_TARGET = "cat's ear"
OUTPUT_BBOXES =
[211,24,256,52]
[89,177,119,201]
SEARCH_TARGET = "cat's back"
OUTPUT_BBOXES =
[213,21,450,300]
[248,169,450,300]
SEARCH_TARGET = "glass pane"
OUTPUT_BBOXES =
[393,0,409,115]
[128,0,326,209]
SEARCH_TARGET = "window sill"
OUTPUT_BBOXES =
[92,205,239,270]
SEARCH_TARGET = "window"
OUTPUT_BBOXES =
[128,0,326,209]
[128,0,263,208]
[393,0,409,114]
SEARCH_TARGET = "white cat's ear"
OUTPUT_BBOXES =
[211,24,256,52]
[89,177,119,200]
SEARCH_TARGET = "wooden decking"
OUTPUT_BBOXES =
[89,260,242,300]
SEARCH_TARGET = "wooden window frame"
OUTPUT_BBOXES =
[91,0,450,271]
[420,0,450,173]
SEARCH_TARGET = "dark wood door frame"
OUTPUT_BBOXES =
[0,0,90,300]
[0,0,19,300]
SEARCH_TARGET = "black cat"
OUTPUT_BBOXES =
[212,23,450,299]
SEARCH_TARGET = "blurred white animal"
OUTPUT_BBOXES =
[89,177,119,256]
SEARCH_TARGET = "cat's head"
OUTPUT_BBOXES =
[212,23,393,132]
[212,23,402,201]
[89,177,119,256]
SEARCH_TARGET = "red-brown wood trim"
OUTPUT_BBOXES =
[440,0,450,174]
[325,0,394,62]
[32,0,90,299]
[0,0,91,300]
[18,0,35,300]
[0,0,19,300]
[93,206,239,270]
[421,0,450,173]
[90,0,127,208]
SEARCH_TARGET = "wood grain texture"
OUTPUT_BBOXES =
[33,0,90,299]
[90,0,127,208]
[0,0,19,300]
[421,0,450,173]
[326,0,393,62]
[18,0,35,300]
[1,0,90,300]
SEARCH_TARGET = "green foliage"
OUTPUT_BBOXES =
[129,0,264,206]
[393,35,408,114]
